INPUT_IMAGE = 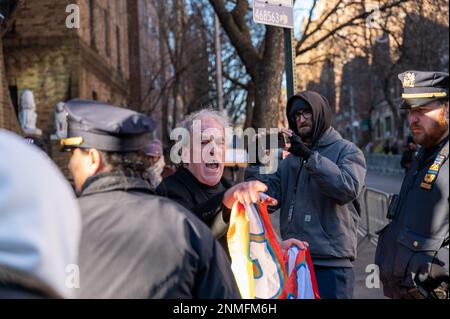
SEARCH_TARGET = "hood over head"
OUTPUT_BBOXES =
[286,90,333,145]
[0,130,81,298]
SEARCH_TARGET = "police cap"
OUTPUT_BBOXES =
[60,99,155,152]
[398,70,449,109]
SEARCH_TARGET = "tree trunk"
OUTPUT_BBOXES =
[252,32,285,129]
[252,71,283,129]
[214,14,224,112]
[157,1,171,146]
[208,0,284,130]
[244,81,255,129]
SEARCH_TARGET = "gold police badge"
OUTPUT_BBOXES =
[403,72,416,88]
[429,163,440,172]
[424,173,436,183]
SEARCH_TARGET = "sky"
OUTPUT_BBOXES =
[293,0,316,39]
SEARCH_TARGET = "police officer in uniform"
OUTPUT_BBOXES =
[60,99,240,298]
[375,71,449,299]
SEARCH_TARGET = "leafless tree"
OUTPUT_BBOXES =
[207,0,419,130]
[209,0,284,129]
[367,0,448,140]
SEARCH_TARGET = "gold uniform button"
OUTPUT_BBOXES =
[413,241,419,248]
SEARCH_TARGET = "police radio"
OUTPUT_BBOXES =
[387,194,400,219]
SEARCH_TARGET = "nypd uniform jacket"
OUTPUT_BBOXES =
[375,71,449,298]
[76,172,241,298]
[375,137,449,298]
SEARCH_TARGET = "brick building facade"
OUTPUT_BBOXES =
[0,0,150,175]
[0,35,21,133]
[3,0,130,131]
[0,0,21,134]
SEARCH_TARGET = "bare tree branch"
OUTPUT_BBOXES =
[209,0,261,78]
[296,0,412,55]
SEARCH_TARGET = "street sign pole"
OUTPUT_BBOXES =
[284,27,295,99]
[253,0,295,100]
[284,0,296,100]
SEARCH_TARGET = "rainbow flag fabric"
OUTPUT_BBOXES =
[227,200,320,299]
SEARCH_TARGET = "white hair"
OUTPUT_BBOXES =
[173,109,230,163]
[180,108,230,133]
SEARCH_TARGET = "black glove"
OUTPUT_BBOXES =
[288,134,313,160]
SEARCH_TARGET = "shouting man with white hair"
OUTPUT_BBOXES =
[156,109,278,249]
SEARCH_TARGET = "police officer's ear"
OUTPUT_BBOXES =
[86,148,104,175]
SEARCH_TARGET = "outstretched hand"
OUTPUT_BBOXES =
[223,181,278,209]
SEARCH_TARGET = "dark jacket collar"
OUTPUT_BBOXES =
[176,166,232,190]
[416,134,449,166]
[80,171,153,196]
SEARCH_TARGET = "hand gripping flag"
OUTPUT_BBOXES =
[284,244,320,299]
[227,198,319,299]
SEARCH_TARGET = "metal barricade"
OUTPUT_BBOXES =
[360,187,392,242]
[365,154,404,176]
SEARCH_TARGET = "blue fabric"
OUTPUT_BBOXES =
[314,266,355,299]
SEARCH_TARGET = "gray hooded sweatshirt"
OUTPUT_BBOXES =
[262,91,367,267]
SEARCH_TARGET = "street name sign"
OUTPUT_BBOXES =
[253,0,294,29]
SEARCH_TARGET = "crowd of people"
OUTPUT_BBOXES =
[0,70,448,299]
[365,138,409,155]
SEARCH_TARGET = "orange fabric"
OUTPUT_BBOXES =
[227,199,319,299]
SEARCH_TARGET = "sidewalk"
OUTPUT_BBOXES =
[354,234,387,299]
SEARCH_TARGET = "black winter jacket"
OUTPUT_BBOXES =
[76,172,240,298]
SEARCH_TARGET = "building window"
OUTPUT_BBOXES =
[147,17,152,35]
[89,0,96,48]
[376,118,381,139]
[104,9,110,57]
[116,26,121,72]
[384,116,392,137]
[147,16,157,36]
[8,85,19,116]
[404,120,410,138]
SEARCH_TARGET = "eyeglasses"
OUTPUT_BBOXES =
[294,110,312,119]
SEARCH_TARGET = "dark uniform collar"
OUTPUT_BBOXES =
[80,171,153,196]
[417,134,449,165]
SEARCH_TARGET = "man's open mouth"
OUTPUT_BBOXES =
[205,161,219,169]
